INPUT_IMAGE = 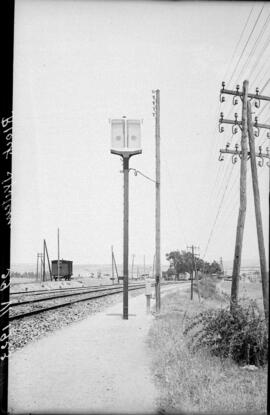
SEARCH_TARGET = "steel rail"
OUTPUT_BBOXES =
[9,281,182,321]
[10,283,123,297]
[9,284,147,321]
[10,285,131,307]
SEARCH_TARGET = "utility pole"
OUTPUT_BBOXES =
[111,246,115,284]
[143,255,146,275]
[152,254,156,279]
[247,101,269,325]
[43,239,46,282]
[231,80,248,311]
[187,245,200,300]
[131,254,135,280]
[44,239,52,281]
[57,228,60,280]
[152,89,161,312]
[219,81,270,312]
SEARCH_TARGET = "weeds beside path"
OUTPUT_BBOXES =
[147,282,267,414]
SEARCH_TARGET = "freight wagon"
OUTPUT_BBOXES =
[51,260,73,280]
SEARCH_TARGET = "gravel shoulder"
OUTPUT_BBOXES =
[8,285,179,414]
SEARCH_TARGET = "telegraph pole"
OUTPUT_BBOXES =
[43,239,46,282]
[187,245,200,300]
[153,89,161,312]
[57,228,60,280]
[131,254,135,280]
[231,80,248,310]
[219,81,270,311]
[111,246,115,284]
[247,101,268,325]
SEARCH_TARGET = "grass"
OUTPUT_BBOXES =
[147,281,268,414]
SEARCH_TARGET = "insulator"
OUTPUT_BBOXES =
[226,142,230,148]
[255,116,258,123]
[235,143,239,150]
[221,96,225,102]
[222,81,225,89]
[234,113,238,119]
[255,130,259,137]
[236,85,240,92]
[220,112,224,118]
[259,146,262,152]
[256,87,259,95]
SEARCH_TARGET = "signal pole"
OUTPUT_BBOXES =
[247,101,268,325]
[218,81,270,311]
[153,89,161,312]
[110,116,142,319]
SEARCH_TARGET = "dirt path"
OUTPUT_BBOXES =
[8,285,179,414]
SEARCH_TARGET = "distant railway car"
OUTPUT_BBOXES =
[51,260,73,280]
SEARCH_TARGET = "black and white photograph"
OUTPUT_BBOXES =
[0,0,269,414]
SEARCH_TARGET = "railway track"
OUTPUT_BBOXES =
[10,282,121,297]
[9,283,147,321]
[10,284,143,306]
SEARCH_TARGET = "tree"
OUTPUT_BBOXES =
[166,250,221,278]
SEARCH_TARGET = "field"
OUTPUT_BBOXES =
[147,279,267,414]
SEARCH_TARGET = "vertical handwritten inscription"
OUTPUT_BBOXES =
[0,270,10,361]
[1,115,12,226]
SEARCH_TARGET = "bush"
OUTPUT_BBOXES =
[183,299,268,366]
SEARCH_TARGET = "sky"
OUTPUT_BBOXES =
[11,0,269,269]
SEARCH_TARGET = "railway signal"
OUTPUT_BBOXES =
[110,116,142,319]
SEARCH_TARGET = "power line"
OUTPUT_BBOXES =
[237,11,270,83]
[228,3,265,86]
[223,4,255,83]
[203,164,234,259]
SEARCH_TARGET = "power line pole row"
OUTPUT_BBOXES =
[218,80,269,324]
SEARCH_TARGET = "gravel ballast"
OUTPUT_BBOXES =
[9,287,145,352]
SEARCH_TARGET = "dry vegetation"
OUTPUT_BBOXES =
[147,279,268,414]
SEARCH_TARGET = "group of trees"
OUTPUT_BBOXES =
[165,250,222,279]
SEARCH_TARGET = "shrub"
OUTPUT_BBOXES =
[183,298,268,366]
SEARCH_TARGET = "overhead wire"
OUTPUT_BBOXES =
[203,3,270,259]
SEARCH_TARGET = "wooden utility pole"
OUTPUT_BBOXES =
[187,245,199,300]
[230,80,249,311]
[43,239,46,282]
[131,254,135,280]
[143,255,146,275]
[36,253,39,281]
[57,228,60,280]
[154,89,161,312]
[194,256,201,302]
[111,246,115,284]
[44,239,52,281]
[247,101,269,325]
